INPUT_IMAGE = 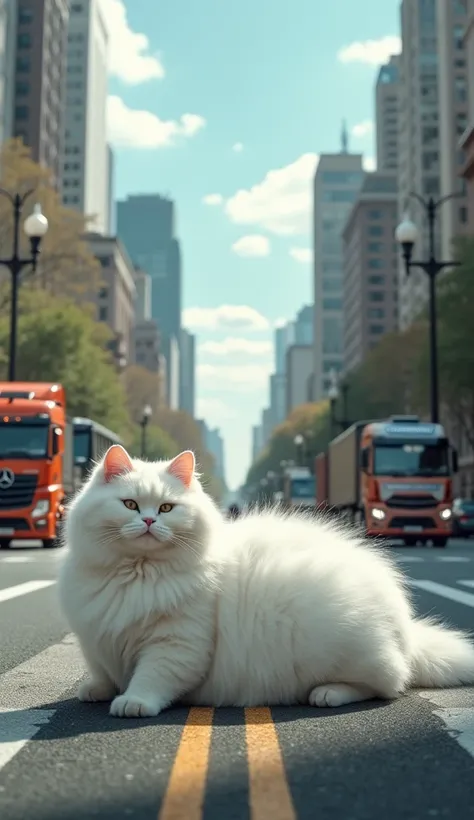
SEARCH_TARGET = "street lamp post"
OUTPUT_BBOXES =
[294,434,304,466]
[328,368,351,435]
[395,193,460,424]
[0,194,49,381]
[140,404,152,457]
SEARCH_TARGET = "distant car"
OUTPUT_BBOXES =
[452,498,474,537]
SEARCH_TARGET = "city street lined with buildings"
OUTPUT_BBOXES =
[1,542,474,820]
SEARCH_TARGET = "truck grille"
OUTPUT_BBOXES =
[0,475,38,509]
[0,517,29,530]
[390,516,436,529]
[386,495,438,509]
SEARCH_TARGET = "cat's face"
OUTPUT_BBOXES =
[67,447,219,565]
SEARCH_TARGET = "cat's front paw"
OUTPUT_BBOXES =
[78,678,116,703]
[110,693,162,718]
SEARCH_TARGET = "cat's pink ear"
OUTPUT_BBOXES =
[103,445,133,483]
[166,450,195,488]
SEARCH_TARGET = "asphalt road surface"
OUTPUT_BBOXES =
[1,540,474,820]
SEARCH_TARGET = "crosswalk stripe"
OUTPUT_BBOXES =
[0,580,55,604]
[0,633,84,772]
[409,579,474,608]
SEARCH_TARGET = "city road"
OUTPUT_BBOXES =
[1,540,474,820]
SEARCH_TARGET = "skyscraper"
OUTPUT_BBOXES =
[312,147,364,400]
[0,0,17,145]
[62,0,109,233]
[179,328,195,418]
[117,194,183,404]
[375,55,400,172]
[13,0,69,184]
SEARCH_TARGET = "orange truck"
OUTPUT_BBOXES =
[0,382,76,549]
[323,415,458,547]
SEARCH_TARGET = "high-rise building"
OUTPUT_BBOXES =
[294,305,313,345]
[106,145,114,233]
[0,1,17,144]
[437,0,468,260]
[312,145,364,400]
[343,172,399,374]
[13,0,69,184]
[375,55,400,172]
[62,0,108,233]
[286,345,313,415]
[133,267,151,322]
[251,424,264,462]
[117,194,182,403]
[274,322,295,374]
[179,328,195,417]
[461,0,474,218]
[204,427,226,484]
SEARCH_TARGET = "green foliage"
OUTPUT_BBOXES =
[128,424,177,461]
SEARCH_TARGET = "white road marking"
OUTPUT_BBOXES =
[459,580,474,589]
[0,634,84,772]
[418,690,474,761]
[0,581,55,604]
[409,579,474,608]
[394,556,424,563]
[436,556,470,563]
[0,556,31,563]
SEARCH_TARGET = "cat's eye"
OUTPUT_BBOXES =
[123,499,139,511]
[159,503,174,514]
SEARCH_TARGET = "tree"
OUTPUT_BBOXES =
[0,138,100,307]
[128,424,178,460]
[0,289,129,434]
[122,365,164,424]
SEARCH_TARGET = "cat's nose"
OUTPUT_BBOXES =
[142,517,156,528]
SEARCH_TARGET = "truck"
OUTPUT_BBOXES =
[73,417,123,483]
[282,466,317,510]
[325,415,457,547]
[0,382,77,549]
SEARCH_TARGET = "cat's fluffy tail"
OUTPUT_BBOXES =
[409,618,474,688]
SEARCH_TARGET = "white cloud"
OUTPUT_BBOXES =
[197,363,272,389]
[183,305,270,332]
[107,96,205,148]
[225,153,319,236]
[352,120,374,139]
[196,397,237,422]
[233,142,244,153]
[290,247,313,264]
[337,36,401,67]
[231,235,270,258]
[363,156,376,172]
[100,0,165,84]
[202,193,224,206]
[199,338,273,357]
[274,317,288,329]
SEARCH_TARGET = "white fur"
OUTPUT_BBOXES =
[58,456,474,718]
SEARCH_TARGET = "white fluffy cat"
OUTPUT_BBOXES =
[58,445,474,718]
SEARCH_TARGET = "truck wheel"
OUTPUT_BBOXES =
[0,539,10,549]
[42,538,60,549]
[432,537,448,548]
[403,537,416,547]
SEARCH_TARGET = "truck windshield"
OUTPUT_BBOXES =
[374,443,449,477]
[73,429,91,464]
[291,477,316,498]
[0,423,49,458]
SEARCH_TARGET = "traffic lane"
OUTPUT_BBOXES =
[2,693,474,820]
[0,575,67,677]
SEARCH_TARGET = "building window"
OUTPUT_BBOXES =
[368,242,382,253]
[368,209,382,219]
[368,308,385,319]
[17,32,32,48]
[15,80,29,97]
[15,105,29,121]
[98,305,108,321]
[368,258,382,269]
[369,291,384,303]
[19,7,33,24]
[323,297,343,310]
[323,316,343,354]
[369,324,384,335]
[321,171,363,185]
[16,56,30,72]
[368,275,384,285]
[368,225,383,237]
[460,206,468,224]
[99,286,108,299]
[322,190,357,203]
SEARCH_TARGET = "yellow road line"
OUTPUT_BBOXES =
[158,707,214,820]
[245,707,296,820]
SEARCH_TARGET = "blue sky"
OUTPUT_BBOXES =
[104,0,401,489]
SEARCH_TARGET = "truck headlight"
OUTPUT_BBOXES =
[32,500,50,518]
[440,508,452,520]
[372,507,386,521]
